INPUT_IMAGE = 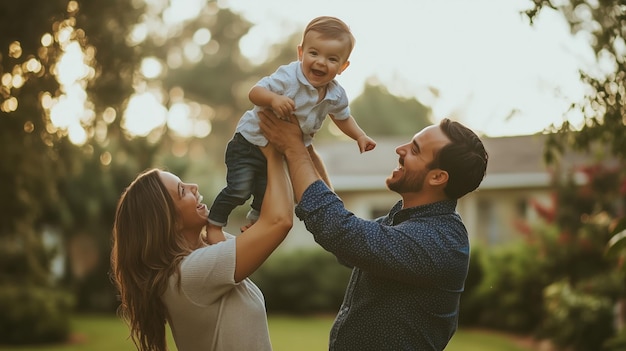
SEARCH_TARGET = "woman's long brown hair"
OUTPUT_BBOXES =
[111,169,192,351]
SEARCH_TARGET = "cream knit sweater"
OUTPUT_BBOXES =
[162,234,272,351]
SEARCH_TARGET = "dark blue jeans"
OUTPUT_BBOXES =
[208,133,267,226]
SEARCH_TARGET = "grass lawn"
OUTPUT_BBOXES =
[0,314,534,351]
[269,315,534,351]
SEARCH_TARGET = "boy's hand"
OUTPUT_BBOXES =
[357,135,377,153]
[270,96,295,118]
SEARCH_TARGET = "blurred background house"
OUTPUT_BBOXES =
[274,133,590,250]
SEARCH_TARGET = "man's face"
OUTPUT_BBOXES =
[386,125,450,194]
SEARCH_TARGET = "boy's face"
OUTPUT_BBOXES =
[297,30,351,88]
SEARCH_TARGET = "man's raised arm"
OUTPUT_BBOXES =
[258,110,321,202]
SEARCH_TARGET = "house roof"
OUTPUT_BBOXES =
[315,133,596,191]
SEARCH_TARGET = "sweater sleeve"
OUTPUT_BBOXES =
[179,235,238,306]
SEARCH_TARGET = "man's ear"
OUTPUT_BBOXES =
[338,60,350,75]
[297,45,303,61]
[429,169,449,186]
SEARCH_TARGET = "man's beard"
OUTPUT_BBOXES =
[386,168,427,193]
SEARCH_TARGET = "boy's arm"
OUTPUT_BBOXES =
[330,115,377,153]
[249,86,295,117]
[307,145,333,190]
[249,86,278,107]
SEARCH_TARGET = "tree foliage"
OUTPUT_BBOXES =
[0,0,145,342]
[527,1,625,162]
[527,3,626,348]
[350,82,432,137]
[462,162,623,350]
[0,0,270,340]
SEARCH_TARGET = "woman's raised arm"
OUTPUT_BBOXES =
[233,143,293,282]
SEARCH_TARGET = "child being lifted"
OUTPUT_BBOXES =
[207,16,376,236]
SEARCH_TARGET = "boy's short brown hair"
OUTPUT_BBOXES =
[302,16,356,56]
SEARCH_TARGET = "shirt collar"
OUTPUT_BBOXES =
[389,199,458,225]
[295,62,342,101]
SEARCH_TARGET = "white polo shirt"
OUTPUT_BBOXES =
[236,60,351,147]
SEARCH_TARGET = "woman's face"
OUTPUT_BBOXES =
[159,171,209,232]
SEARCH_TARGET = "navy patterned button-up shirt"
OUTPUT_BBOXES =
[295,180,470,351]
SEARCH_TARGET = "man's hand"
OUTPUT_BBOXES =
[258,108,321,202]
[258,108,305,154]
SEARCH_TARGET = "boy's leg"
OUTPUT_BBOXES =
[247,141,268,225]
[208,134,258,226]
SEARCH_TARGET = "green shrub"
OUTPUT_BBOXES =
[461,241,550,333]
[539,280,613,351]
[251,248,351,314]
[0,284,74,344]
[605,327,626,351]
[459,245,485,326]
[461,222,620,348]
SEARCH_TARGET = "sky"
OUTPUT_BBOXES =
[48,0,598,143]
[221,0,596,137]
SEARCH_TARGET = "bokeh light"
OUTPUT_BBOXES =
[122,91,167,137]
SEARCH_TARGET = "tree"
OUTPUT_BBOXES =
[533,164,620,350]
[0,0,145,343]
[526,1,625,162]
[527,2,626,349]
[0,0,265,342]
[349,82,433,137]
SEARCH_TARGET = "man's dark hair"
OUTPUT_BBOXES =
[431,118,488,199]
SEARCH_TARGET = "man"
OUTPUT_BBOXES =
[259,110,488,351]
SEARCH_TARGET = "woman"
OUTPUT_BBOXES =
[110,145,293,351]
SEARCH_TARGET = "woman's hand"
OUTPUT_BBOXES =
[259,139,281,160]
[233,130,294,282]
[258,108,304,155]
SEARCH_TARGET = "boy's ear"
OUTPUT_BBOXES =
[338,60,350,75]
[297,45,303,61]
